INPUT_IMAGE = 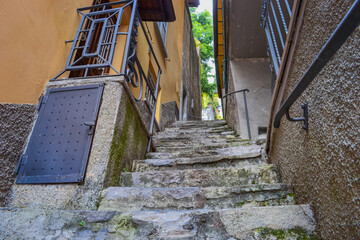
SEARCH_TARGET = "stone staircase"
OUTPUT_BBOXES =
[97,120,317,239]
[0,120,318,239]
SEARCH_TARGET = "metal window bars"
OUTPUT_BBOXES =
[261,0,293,76]
[52,0,162,152]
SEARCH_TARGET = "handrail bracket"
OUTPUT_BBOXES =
[285,102,308,130]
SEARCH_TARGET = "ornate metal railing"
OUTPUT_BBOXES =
[261,0,293,76]
[53,0,162,152]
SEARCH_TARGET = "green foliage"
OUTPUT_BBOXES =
[190,8,213,64]
[201,65,217,98]
[190,8,217,106]
[79,220,85,227]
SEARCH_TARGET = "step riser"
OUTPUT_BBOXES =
[98,186,294,212]
[132,157,263,172]
[120,165,278,188]
[147,145,262,160]
[132,205,316,239]
[153,138,249,147]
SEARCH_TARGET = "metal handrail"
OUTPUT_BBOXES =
[274,0,360,129]
[223,89,251,139]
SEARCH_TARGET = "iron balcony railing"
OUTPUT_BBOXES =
[261,0,294,76]
[52,0,162,152]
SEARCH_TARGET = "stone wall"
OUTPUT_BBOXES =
[10,77,149,210]
[224,65,241,135]
[270,1,360,239]
[229,59,272,140]
[160,101,179,130]
[180,4,202,121]
[0,104,36,207]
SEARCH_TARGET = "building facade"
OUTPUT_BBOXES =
[214,0,360,238]
[0,0,201,209]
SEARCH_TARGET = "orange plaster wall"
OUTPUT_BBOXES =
[0,0,93,104]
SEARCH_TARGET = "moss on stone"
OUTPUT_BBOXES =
[108,213,137,239]
[104,99,147,187]
[255,226,321,240]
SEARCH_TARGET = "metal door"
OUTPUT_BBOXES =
[16,84,104,184]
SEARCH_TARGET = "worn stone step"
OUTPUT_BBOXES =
[132,154,263,172]
[98,184,294,212]
[120,164,278,188]
[153,136,249,147]
[154,130,237,142]
[0,205,317,239]
[155,142,250,153]
[169,120,227,129]
[160,125,233,135]
[146,145,262,160]
[153,133,241,145]
[132,205,316,239]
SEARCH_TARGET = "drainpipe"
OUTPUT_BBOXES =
[222,0,229,115]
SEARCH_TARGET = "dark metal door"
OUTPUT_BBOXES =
[16,84,104,184]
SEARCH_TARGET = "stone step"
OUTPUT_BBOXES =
[146,145,262,160]
[155,142,249,153]
[132,154,263,172]
[120,164,278,188]
[169,120,227,129]
[98,184,294,212]
[153,133,242,145]
[154,130,237,141]
[160,125,233,135]
[132,205,316,239]
[153,136,249,147]
[0,205,317,239]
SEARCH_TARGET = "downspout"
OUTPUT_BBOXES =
[222,0,229,114]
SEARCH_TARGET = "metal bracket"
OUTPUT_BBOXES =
[36,95,44,111]
[14,155,27,175]
[84,121,95,135]
[286,102,309,130]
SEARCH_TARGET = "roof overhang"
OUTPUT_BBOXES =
[138,0,176,22]
[188,0,200,7]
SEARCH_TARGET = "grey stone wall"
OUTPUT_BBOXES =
[160,101,178,130]
[229,59,272,140]
[0,104,36,207]
[225,66,241,135]
[180,5,202,121]
[136,100,160,133]
[270,1,360,239]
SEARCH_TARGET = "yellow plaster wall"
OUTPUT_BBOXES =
[0,0,93,104]
[0,0,186,124]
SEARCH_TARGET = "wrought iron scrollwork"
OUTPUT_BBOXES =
[125,15,144,101]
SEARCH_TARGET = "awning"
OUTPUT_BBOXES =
[188,0,200,7]
[138,0,176,22]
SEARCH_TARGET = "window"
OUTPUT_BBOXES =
[156,22,168,56]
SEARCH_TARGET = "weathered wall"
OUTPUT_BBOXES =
[229,59,272,139]
[10,77,148,210]
[225,65,240,135]
[0,0,93,104]
[104,95,148,188]
[270,0,360,239]
[0,104,36,207]
[159,101,179,130]
[180,4,202,121]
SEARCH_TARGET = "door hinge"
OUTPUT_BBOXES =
[36,95,48,111]
[15,155,27,175]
